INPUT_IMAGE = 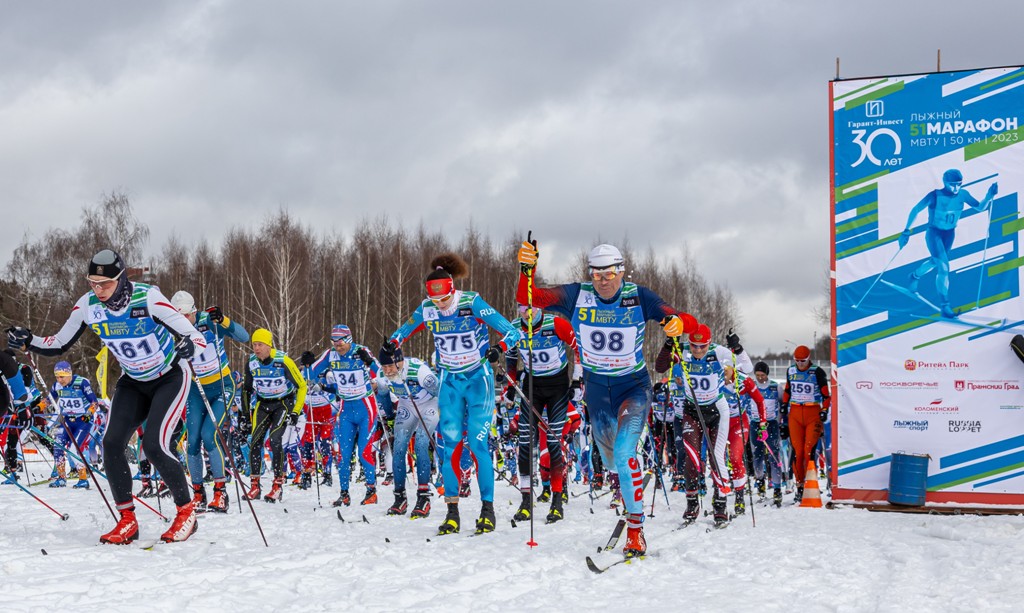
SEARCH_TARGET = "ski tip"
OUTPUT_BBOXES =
[362,514,369,524]
[510,519,517,528]
[283,508,288,513]
[384,537,390,543]
[41,549,47,555]
[337,510,345,522]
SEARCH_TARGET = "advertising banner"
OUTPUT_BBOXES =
[831,66,1024,503]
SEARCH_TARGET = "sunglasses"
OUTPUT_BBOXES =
[795,358,809,363]
[690,342,710,350]
[590,268,620,281]
[85,271,123,290]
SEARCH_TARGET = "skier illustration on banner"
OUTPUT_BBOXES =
[896,168,998,318]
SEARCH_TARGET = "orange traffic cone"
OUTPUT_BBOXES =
[799,460,822,508]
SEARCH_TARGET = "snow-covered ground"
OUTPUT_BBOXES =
[3,459,1024,613]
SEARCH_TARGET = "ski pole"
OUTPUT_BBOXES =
[29,425,168,520]
[731,352,755,529]
[523,230,539,548]
[853,245,903,309]
[189,368,269,547]
[0,467,69,520]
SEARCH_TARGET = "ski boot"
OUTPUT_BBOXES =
[1,471,18,485]
[593,472,604,490]
[411,491,431,519]
[940,302,956,319]
[361,485,378,505]
[299,472,312,490]
[263,476,284,503]
[683,495,700,522]
[156,481,171,498]
[208,483,229,513]
[137,477,154,496]
[536,485,551,503]
[438,502,460,535]
[712,492,729,527]
[320,471,333,487]
[773,487,783,508]
[671,479,683,492]
[72,467,89,489]
[545,494,564,524]
[474,501,496,534]
[191,483,208,514]
[100,508,139,545]
[387,491,408,515]
[382,473,394,487]
[794,485,804,505]
[161,501,198,543]
[756,478,766,497]
[734,489,746,515]
[698,474,707,497]
[623,525,647,559]
[513,491,532,522]
[561,490,569,505]
[333,490,351,507]
[291,472,302,486]
[243,476,262,501]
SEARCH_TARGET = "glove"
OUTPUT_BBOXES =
[518,238,539,272]
[355,347,375,367]
[820,409,829,422]
[205,305,224,324]
[571,379,584,403]
[503,385,516,402]
[288,412,300,427]
[300,350,316,367]
[6,326,32,349]
[898,229,911,249]
[381,339,399,356]
[660,315,685,338]
[485,347,501,363]
[16,407,32,424]
[757,422,768,442]
[174,336,196,360]
[79,413,92,423]
[725,328,743,354]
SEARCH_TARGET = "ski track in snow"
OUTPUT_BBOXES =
[3,471,1024,612]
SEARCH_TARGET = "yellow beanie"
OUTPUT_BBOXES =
[252,328,273,347]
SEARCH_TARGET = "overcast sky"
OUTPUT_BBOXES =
[2,1,1020,355]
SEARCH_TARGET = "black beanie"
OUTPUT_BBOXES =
[754,361,769,375]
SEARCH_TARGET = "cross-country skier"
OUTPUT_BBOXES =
[781,345,830,504]
[307,324,382,507]
[383,253,521,536]
[241,328,307,503]
[7,249,207,544]
[1,350,30,484]
[517,240,698,558]
[722,365,764,515]
[298,353,337,489]
[171,291,249,513]
[505,305,582,524]
[376,346,439,518]
[751,361,784,506]
[47,361,99,489]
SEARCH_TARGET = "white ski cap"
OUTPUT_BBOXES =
[171,290,196,315]
[588,244,624,269]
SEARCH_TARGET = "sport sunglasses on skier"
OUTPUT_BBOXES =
[589,267,623,281]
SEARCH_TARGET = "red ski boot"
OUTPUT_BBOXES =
[243,476,261,500]
[208,483,229,513]
[161,501,198,543]
[263,476,284,503]
[623,526,647,559]
[99,508,139,545]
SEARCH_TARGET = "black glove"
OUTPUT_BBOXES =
[300,351,316,367]
[355,347,375,367]
[820,409,829,422]
[381,339,399,356]
[503,385,516,402]
[288,412,300,427]
[726,328,743,354]
[6,326,32,349]
[571,378,582,390]
[485,347,501,363]
[205,305,224,324]
[174,336,196,360]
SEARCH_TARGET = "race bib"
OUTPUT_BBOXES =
[103,334,164,376]
[578,324,638,371]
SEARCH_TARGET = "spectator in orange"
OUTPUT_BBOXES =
[780,345,830,504]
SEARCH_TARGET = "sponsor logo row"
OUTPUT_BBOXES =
[892,419,982,433]
[855,380,1020,392]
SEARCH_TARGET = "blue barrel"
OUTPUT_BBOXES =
[888,452,929,506]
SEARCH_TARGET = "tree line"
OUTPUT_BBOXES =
[2,193,739,390]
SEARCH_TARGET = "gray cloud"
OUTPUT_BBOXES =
[2,0,1021,354]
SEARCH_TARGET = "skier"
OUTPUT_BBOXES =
[782,345,830,503]
[7,249,206,544]
[383,253,521,535]
[240,328,307,503]
[46,361,100,488]
[1,350,30,483]
[505,305,582,524]
[721,365,765,515]
[307,324,382,507]
[751,361,784,506]
[376,346,439,518]
[655,324,733,527]
[298,353,337,490]
[171,291,249,513]
[517,240,698,558]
